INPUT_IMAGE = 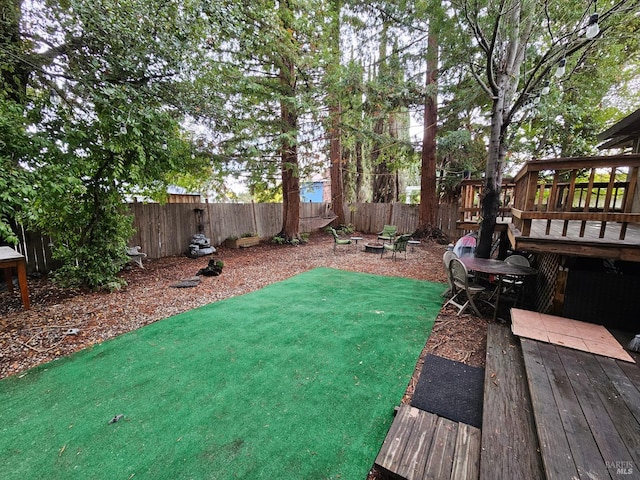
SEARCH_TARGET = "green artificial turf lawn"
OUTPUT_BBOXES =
[0,268,445,479]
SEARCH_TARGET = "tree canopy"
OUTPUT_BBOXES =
[448,0,640,256]
[1,0,639,286]
[1,0,217,287]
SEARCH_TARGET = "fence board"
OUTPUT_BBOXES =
[347,202,459,240]
[390,203,420,234]
[10,222,56,274]
[348,203,392,234]
[437,202,460,239]
[255,203,283,238]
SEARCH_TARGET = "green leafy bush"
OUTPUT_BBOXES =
[0,98,35,245]
[35,184,133,290]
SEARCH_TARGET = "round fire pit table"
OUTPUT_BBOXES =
[364,243,384,254]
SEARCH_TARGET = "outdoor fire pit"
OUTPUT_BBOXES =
[364,243,384,254]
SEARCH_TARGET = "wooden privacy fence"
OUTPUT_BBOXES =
[129,201,461,259]
[346,202,459,239]
[13,201,462,272]
[128,201,326,259]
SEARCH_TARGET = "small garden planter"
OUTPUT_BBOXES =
[224,235,260,249]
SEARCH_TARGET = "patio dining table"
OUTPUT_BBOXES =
[460,257,537,320]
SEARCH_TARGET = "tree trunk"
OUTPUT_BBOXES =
[477,75,508,258]
[355,138,364,201]
[327,0,345,225]
[280,141,300,240]
[279,96,300,240]
[372,116,395,202]
[418,29,438,230]
[277,5,300,241]
[329,107,345,224]
[370,21,395,203]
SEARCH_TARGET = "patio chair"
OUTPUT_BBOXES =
[502,254,530,303]
[377,225,398,244]
[381,234,411,261]
[330,227,352,253]
[442,250,458,297]
[444,257,490,317]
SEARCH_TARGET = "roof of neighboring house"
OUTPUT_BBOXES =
[597,107,640,151]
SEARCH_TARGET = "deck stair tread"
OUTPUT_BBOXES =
[375,318,640,480]
[375,404,480,480]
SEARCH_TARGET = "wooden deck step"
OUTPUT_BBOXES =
[375,404,481,480]
[479,324,545,480]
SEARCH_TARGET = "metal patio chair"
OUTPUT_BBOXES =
[501,254,531,304]
[381,234,411,261]
[330,227,352,253]
[444,257,490,316]
[377,225,398,244]
[442,250,458,297]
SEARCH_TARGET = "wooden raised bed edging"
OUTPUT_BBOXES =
[224,236,260,249]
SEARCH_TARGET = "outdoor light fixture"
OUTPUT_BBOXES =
[555,58,566,78]
[541,80,550,95]
[585,12,600,39]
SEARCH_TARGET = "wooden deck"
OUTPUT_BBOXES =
[457,155,640,262]
[510,219,640,261]
[374,321,640,480]
[479,324,544,479]
[457,217,640,261]
[521,338,640,480]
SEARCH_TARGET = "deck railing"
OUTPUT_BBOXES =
[458,179,516,224]
[510,153,640,240]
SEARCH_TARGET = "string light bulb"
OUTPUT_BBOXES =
[585,12,600,39]
[555,58,566,78]
[541,80,550,95]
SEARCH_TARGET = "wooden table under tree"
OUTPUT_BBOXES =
[0,246,30,310]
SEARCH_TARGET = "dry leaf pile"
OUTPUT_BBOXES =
[1,231,488,382]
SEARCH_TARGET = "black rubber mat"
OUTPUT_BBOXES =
[410,354,484,428]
